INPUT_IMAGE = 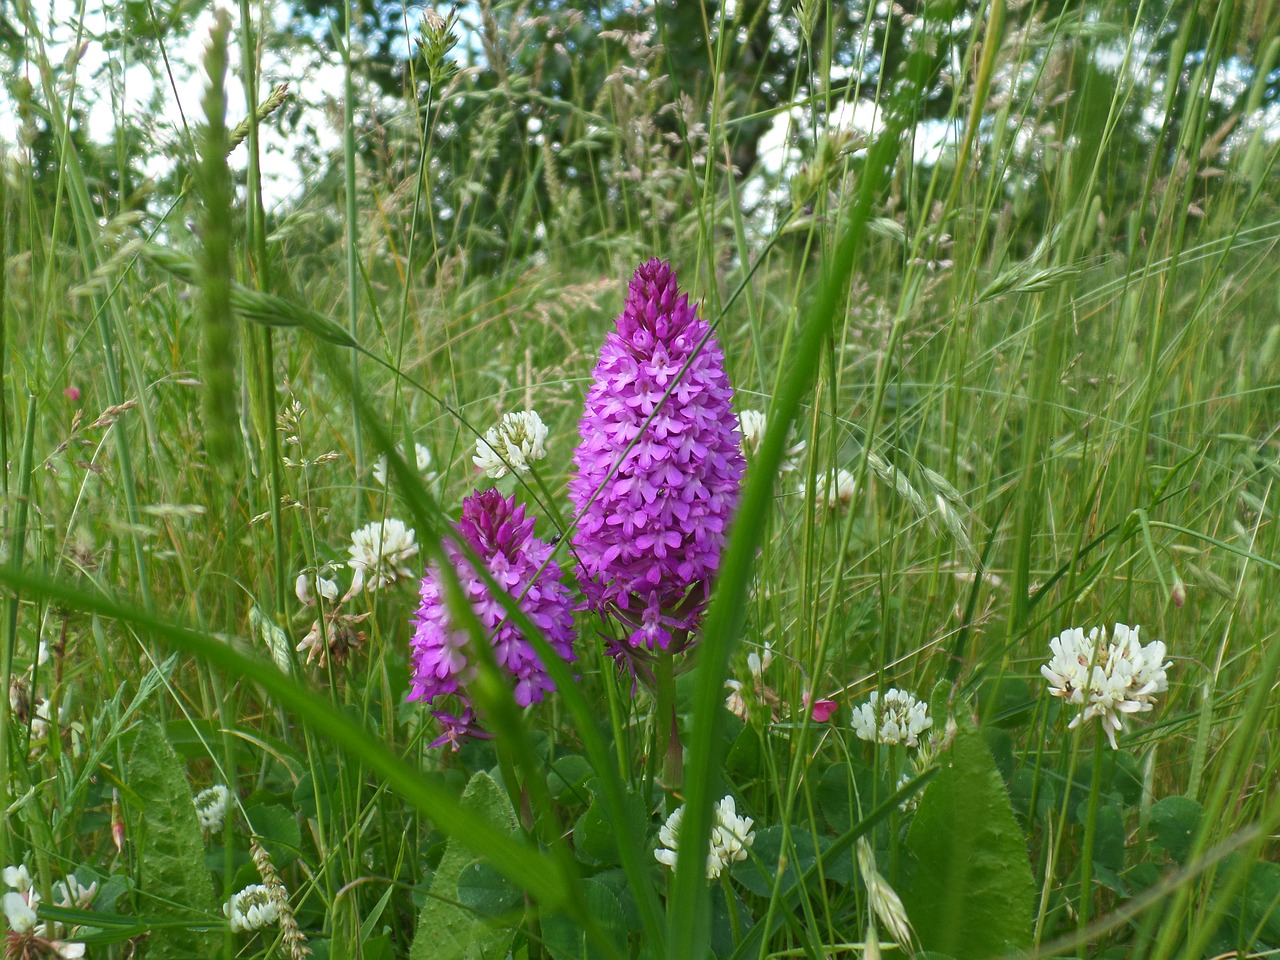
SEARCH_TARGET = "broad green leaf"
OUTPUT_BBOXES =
[409,771,519,960]
[1150,796,1203,864]
[244,803,302,868]
[573,782,647,867]
[735,827,819,898]
[126,723,218,958]
[901,727,1034,959]
[543,880,628,960]
[456,860,523,918]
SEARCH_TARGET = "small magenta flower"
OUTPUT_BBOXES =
[408,489,576,747]
[569,259,745,650]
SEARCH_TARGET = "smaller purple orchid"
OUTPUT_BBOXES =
[408,488,576,747]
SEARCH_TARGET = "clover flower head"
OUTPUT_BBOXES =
[738,409,805,472]
[851,688,932,748]
[654,795,756,880]
[1042,622,1169,748]
[570,259,746,650]
[373,442,436,486]
[408,489,576,747]
[803,467,857,510]
[224,884,280,933]
[194,785,232,832]
[347,518,418,592]
[724,642,776,720]
[474,410,549,479]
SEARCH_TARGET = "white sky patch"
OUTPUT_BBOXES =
[4,0,348,210]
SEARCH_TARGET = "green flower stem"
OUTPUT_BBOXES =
[721,873,741,948]
[1078,732,1107,957]
[655,650,681,804]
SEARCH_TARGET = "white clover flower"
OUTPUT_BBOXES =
[373,443,436,486]
[225,883,280,933]
[851,688,932,748]
[801,468,857,509]
[654,795,756,880]
[294,571,339,606]
[29,699,50,741]
[347,518,419,592]
[53,875,98,910]
[3,890,38,934]
[1042,622,1170,749]
[194,785,232,832]
[738,409,806,472]
[474,410,548,479]
[747,641,773,679]
[2,865,32,894]
[724,643,775,719]
[3,866,39,935]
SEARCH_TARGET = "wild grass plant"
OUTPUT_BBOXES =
[2,1,1280,959]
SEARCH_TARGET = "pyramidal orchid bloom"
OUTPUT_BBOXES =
[569,259,745,650]
[408,488,576,747]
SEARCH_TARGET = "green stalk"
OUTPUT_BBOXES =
[654,650,681,803]
[340,5,363,491]
[0,393,38,868]
[237,0,288,612]
[1077,733,1107,957]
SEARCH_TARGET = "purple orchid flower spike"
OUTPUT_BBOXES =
[569,258,745,653]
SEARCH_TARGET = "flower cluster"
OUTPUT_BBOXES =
[194,785,231,832]
[569,259,745,650]
[3,864,90,957]
[474,410,549,479]
[408,488,576,747]
[1042,622,1169,748]
[373,442,436,487]
[724,642,778,721]
[225,884,280,933]
[347,518,419,592]
[803,467,857,510]
[654,795,756,880]
[737,409,805,472]
[851,688,932,748]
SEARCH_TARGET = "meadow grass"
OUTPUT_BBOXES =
[2,2,1280,959]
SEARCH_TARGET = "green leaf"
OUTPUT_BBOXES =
[456,860,523,918]
[549,755,594,804]
[1150,796,1203,864]
[734,827,820,898]
[543,880,628,960]
[245,803,301,868]
[409,771,520,960]
[901,727,1035,959]
[573,782,647,867]
[126,723,218,958]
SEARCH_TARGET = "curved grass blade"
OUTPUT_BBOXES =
[0,564,577,919]
[666,31,949,958]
